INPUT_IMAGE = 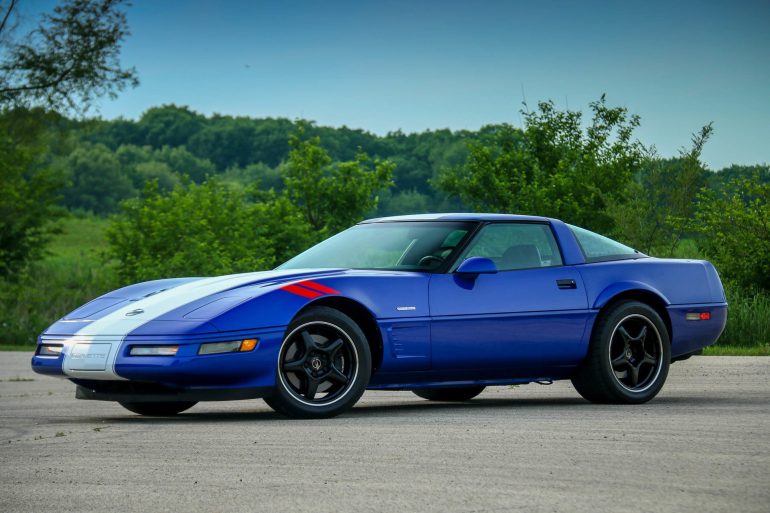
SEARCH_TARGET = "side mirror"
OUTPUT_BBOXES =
[455,257,498,276]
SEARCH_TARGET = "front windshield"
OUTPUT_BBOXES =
[278,221,474,271]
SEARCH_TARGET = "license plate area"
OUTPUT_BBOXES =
[69,343,111,371]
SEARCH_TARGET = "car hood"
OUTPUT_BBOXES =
[44,268,415,336]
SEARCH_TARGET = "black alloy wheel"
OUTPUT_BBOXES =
[265,307,371,418]
[571,300,670,404]
[608,314,664,392]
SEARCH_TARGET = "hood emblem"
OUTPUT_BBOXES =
[125,308,144,317]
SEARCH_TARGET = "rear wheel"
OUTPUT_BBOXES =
[572,300,670,404]
[412,386,485,401]
[264,307,371,419]
[118,401,197,416]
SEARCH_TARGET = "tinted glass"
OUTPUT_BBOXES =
[278,221,473,271]
[568,224,640,262]
[456,223,563,271]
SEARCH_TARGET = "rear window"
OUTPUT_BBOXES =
[568,224,643,263]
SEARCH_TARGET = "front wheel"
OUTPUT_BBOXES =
[264,307,371,419]
[412,386,486,402]
[571,300,670,404]
[118,401,197,416]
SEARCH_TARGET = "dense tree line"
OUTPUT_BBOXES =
[0,0,767,348]
[9,102,768,220]
[3,102,769,289]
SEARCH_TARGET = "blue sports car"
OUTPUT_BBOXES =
[31,214,727,418]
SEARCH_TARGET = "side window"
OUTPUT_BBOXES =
[458,223,563,271]
[567,224,639,262]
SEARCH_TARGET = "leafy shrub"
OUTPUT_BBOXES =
[436,97,644,233]
[716,283,770,347]
[694,176,770,291]
[106,180,314,283]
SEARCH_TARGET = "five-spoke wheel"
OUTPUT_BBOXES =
[609,314,664,392]
[572,300,670,404]
[265,307,371,418]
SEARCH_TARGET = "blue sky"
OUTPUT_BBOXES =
[30,0,770,169]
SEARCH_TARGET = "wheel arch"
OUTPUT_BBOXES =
[295,296,384,372]
[594,285,673,343]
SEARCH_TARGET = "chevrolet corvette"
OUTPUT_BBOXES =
[31,214,727,418]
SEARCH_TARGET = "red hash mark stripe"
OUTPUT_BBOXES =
[280,280,340,298]
[281,284,323,299]
[297,280,340,295]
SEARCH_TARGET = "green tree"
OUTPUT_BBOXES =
[155,145,215,183]
[0,110,66,277]
[708,164,770,193]
[0,0,136,276]
[188,117,258,170]
[107,180,314,283]
[609,124,713,255]
[378,189,432,216]
[0,0,137,111]
[693,175,770,291]
[284,125,395,236]
[60,143,135,214]
[224,162,284,191]
[133,161,180,193]
[137,105,203,148]
[436,97,645,232]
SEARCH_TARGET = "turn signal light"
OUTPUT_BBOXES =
[686,312,711,321]
[240,339,258,352]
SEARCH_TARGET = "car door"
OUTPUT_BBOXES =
[429,222,589,376]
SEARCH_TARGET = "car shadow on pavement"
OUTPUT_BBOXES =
[47,393,745,425]
[83,396,590,424]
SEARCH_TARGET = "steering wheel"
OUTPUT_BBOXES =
[418,255,446,267]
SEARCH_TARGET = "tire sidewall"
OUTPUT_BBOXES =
[271,306,371,418]
[598,301,671,403]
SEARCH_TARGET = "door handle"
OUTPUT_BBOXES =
[556,279,577,289]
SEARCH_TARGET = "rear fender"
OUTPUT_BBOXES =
[592,281,671,310]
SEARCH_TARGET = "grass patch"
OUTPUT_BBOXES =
[703,345,770,356]
[715,284,770,347]
[0,215,118,345]
[45,214,111,262]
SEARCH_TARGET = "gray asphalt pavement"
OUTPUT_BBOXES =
[1,352,768,513]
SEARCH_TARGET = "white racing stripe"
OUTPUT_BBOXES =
[61,270,282,380]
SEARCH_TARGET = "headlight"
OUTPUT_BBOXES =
[198,339,258,355]
[129,345,179,356]
[38,344,63,356]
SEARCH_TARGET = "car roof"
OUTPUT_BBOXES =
[360,213,553,224]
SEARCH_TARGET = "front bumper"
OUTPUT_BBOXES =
[74,381,273,403]
[31,327,285,393]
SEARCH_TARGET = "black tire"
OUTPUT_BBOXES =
[264,306,371,419]
[572,300,670,404]
[412,386,486,401]
[118,401,197,416]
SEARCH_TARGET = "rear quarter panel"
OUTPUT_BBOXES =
[577,258,727,356]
